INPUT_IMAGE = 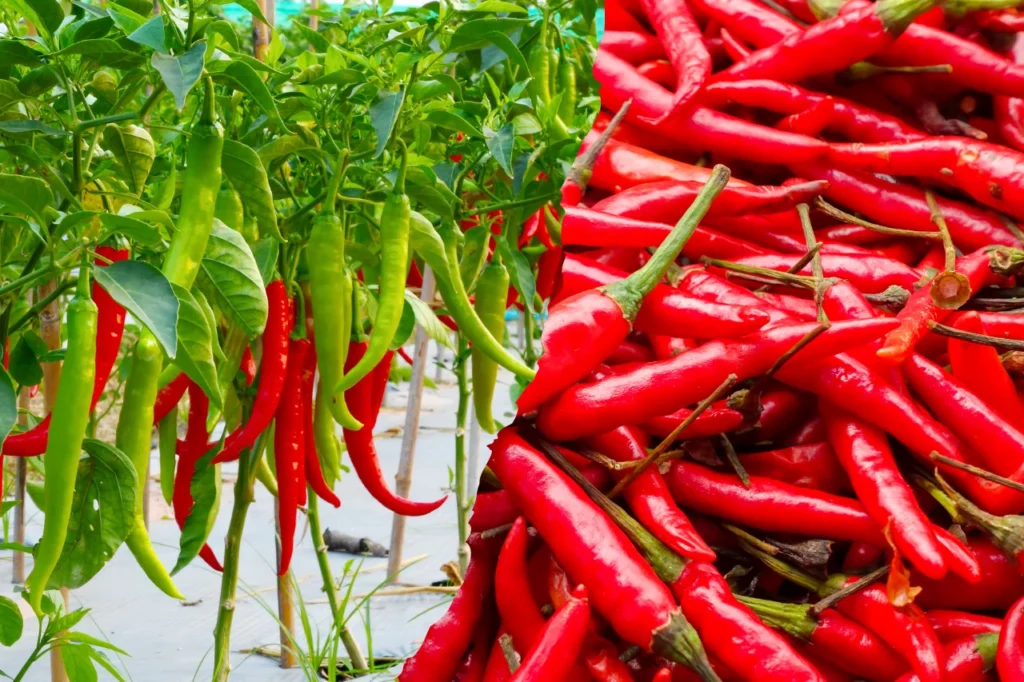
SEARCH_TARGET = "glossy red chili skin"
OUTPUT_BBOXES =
[509,589,591,682]
[173,381,223,572]
[605,0,647,32]
[688,0,797,48]
[399,535,501,682]
[588,427,715,562]
[536,318,897,442]
[948,311,1024,426]
[738,386,816,443]
[672,562,824,682]
[517,289,631,415]
[928,611,1001,644]
[998,597,1024,680]
[487,429,686,653]
[638,59,676,88]
[808,609,909,681]
[665,460,883,544]
[896,634,997,682]
[215,280,293,464]
[642,403,745,441]
[600,31,666,64]
[639,0,708,121]
[301,346,340,508]
[495,518,546,654]
[607,340,654,366]
[739,442,847,494]
[822,403,947,579]
[275,337,310,576]
[554,254,771,339]
[729,252,920,294]
[342,342,446,516]
[153,373,190,423]
[791,164,1019,252]
[917,539,1024,612]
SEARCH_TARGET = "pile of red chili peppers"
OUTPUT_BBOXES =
[400,0,1024,679]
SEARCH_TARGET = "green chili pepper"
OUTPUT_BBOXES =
[25,271,98,615]
[558,54,577,124]
[158,408,177,506]
[528,20,552,108]
[472,258,510,433]
[118,335,185,600]
[436,219,535,381]
[336,146,411,401]
[309,151,362,430]
[314,381,343,487]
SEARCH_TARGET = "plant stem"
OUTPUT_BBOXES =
[212,437,263,682]
[522,306,537,367]
[454,335,471,574]
[306,491,369,672]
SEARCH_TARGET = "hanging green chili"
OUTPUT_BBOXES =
[472,258,510,434]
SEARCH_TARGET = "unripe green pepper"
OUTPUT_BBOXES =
[472,259,510,433]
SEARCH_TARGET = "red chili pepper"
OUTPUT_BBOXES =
[648,335,695,360]
[917,538,1024,611]
[998,597,1024,680]
[487,429,718,679]
[214,280,293,464]
[239,346,256,386]
[587,427,715,562]
[173,381,222,572]
[949,312,1024,426]
[342,341,446,516]
[719,26,752,62]
[153,372,190,423]
[495,517,546,654]
[976,7,1024,31]
[637,59,676,88]
[399,534,501,682]
[729,252,920,294]
[536,317,896,442]
[605,0,648,33]
[600,31,666,64]
[637,0,709,121]
[642,403,745,441]
[928,610,1002,644]
[896,633,1000,682]
[594,51,829,165]
[584,637,637,682]
[453,610,495,682]
[739,442,848,494]
[508,587,591,682]
[735,386,816,442]
[689,0,798,48]
[607,340,654,365]
[2,247,128,457]
[274,336,309,576]
[554,254,771,339]
[517,166,731,415]
[302,345,340,508]
[822,403,947,579]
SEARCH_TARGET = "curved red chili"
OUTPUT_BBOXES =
[600,31,666,64]
[495,517,546,654]
[998,596,1024,680]
[948,311,1024,426]
[153,373,190,424]
[896,633,999,682]
[275,336,309,576]
[928,610,1002,644]
[173,381,222,572]
[739,442,848,494]
[637,0,709,122]
[301,345,340,508]
[642,403,745,441]
[508,587,591,682]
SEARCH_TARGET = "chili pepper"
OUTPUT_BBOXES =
[238,346,256,386]
[590,178,828,222]
[472,259,509,434]
[508,587,590,682]
[561,206,770,261]
[338,150,410,399]
[3,248,128,457]
[302,345,340,508]
[488,429,719,681]
[733,386,816,441]
[827,138,1024,221]
[495,517,545,655]
[214,281,293,464]
[976,7,1024,31]
[738,596,909,681]
[342,341,446,516]
[588,427,715,562]
[153,373,189,423]
[600,31,666,64]
[399,534,501,682]
[555,254,771,339]
[732,252,920,294]
[878,247,1023,364]
[517,166,731,415]
[776,97,835,136]
[719,26,753,62]
[594,51,829,165]
[526,19,552,108]
[822,403,948,578]
[536,317,897,442]
[739,442,848,494]
[688,0,799,48]
[998,596,1024,680]
[648,335,695,360]
[643,403,746,441]
[702,80,922,143]
[917,538,1024,611]
[24,270,98,615]
[119,331,185,600]
[702,215,807,253]
[607,340,653,365]
[928,610,1002,643]
[172,381,223,573]
[637,59,676,88]
[896,633,1000,682]
[480,629,512,682]
[950,318,1024,431]
[638,0,709,121]
[454,614,495,682]
[605,0,649,33]
[558,53,577,124]
[275,335,309,576]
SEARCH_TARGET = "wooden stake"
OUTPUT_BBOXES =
[309,0,318,32]
[275,504,298,669]
[252,0,271,62]
[386,266,436,582]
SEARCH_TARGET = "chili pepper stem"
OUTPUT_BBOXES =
[934,472,1024,564]
[808,565,889,617]
[306,489,369,672]
[875,0,941,32]
[929,321,1024,351]
[931,452,1024,493]
[566,99,631,195]
[454,335,472,575]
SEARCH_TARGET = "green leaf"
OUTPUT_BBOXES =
[466,0,527,12]
[198,221,269,338]
[0,595,23,647]
[171,284,222,410]
[256,134,319,169]
[405,290,456,350]
[10,0,63,38]
[64,631,129,657]
[309,68,365,88]
[60,643,99,682]
[106,5,146,36]
[498,237,536,316]
[205,20,240,52]
[370,88,405,159]
[9,333,44,387]
[47,440,137,590]
[0,40,44,67]
[250,238,279,288]
[220,61,286,132]
[485,123,515,176]
[97,212,165,246]
[0,367,17,450]
[127,16,167,53]
[94,260,178,358]
[102,124,154,196]
[483,31,530,76]
[173,447,220,575]
[4,144,76,203]
[55,39,127,57]
[0,173,54,224]
[424,111,481,139]
[152,41,206,110]
[214,0,269,27]
[450,18,531,50]
[221,140,281,242]
[0,119,70,137]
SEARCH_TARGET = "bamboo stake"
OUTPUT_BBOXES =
[386,267,436,582]
[275,503,298,669]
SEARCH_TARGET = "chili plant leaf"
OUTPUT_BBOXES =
[3,144,76,203]
[94,260,178,358]
[497,236,536,317]
[173,447,221,575]
[250,238,279,289]
[257,134,319,169]
[0,40,44,67]
[409,211,449,277]
[170,283,222,410]
[127,16,168,54]
[0,173,54,225]
[370,88,405,159]
[0,594,22,646]
[106,5,147,36]
[0,367,16,451]
[60,643,99,682]
[47,440,137,591]
[10,0,63,38]
[403,290,456,350]
[151,41,206,110]
[9,333,44,387]
[485,123,515,176]
[219,61,287,132]
[97,212,166,246]
[102,124,155,196]
[197,220,269,338]
[424,111,482,139]
[213,0,269,27]
[221,140,281,242]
